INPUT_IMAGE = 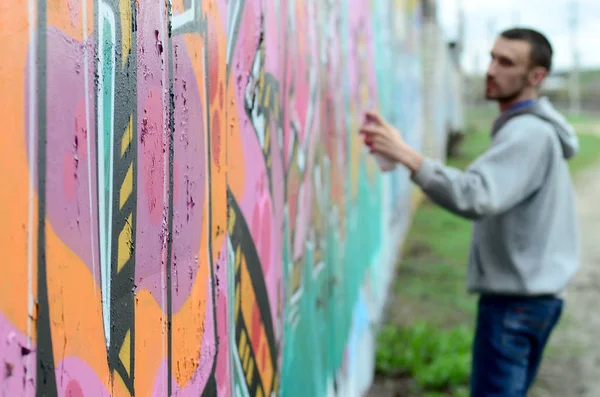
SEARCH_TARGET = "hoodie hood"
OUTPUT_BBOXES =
[491,96,579,159]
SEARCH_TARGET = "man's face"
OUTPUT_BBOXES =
[485,37,533,102]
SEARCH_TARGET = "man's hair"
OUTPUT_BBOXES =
[500,28,553,71]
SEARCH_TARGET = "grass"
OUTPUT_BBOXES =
[579,68,600,86]
[569,134,600,174]
[373,106,600,396]
[376,322,471,396]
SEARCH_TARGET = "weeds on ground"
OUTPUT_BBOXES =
[569,134,600,174]
[375,322,471,396]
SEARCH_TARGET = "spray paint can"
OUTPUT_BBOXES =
[373,152,397,172]
[363,113,397,172]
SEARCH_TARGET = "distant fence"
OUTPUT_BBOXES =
[469,99,600,119]
[549,99,600,117]
[0,0,463,396]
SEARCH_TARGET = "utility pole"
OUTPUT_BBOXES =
[569,0,582,115]
[471,52,481,104]
[457,0,465,55]
[512,10,521,26]
[487,17,497,50]
[473,52,480,75]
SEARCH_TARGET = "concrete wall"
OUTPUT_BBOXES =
[0,0,461,396]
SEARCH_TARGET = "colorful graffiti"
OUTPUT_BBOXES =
[0,0,460,396]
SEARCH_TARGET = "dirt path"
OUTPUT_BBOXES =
[530,159,600,397]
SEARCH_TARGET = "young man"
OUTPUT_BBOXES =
[361,28,581,396]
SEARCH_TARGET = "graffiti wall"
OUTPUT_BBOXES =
[0,0,459,396]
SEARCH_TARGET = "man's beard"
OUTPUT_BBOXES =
[485,73,528,102]
[486,86,523,102]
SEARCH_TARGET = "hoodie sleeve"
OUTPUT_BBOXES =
[411,120,554,220]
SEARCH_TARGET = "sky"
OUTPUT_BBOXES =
[438,0,600,74]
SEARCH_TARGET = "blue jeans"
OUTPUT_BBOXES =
[470,294,563,397]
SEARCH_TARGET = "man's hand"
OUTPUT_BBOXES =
[359,110,424,174]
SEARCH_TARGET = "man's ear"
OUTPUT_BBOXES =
[529,66,548,87]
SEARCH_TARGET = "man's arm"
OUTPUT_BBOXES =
[405,124,553,220]
[360,113,554,220]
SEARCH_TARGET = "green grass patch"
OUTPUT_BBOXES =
[569,134,600,174]
[374,105,600,396]
[375,322,472,395]
[579,68,600,84]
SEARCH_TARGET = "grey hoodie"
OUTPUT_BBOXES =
[412,97,581,297]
